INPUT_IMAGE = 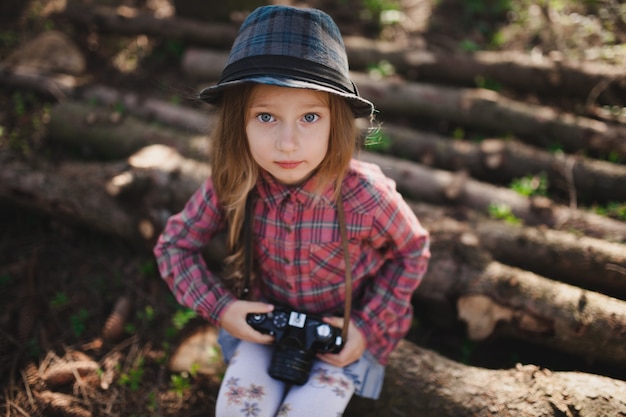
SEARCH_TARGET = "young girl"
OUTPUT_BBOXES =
[154,5,430,416]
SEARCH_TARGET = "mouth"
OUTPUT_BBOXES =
[275,161,303,169]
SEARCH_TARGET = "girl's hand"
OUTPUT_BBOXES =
[317,317,366,368]
[220,300,275,344]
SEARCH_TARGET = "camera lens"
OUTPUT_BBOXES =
[269,344,315,386]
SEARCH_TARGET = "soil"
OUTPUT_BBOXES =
[1,0,625,416]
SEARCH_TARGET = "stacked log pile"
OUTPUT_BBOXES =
[1,4,626,416]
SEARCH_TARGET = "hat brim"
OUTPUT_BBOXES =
[198,76,374,119]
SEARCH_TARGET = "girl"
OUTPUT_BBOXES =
[154,5,430,416]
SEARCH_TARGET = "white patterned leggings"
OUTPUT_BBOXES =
[215,341,355,417]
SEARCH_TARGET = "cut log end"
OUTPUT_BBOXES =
[457,294,513,340]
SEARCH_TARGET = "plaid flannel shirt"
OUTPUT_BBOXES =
[154,159,430,364]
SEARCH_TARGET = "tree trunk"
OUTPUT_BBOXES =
[346,339,626,417]
[382,124,626,206]
[5,148,626,415]
[473,220,626,300]
[46,100,211,160]
[57,4,626,107]
[58,4,239,48]
[343,37,626,106]
[419,218,626,366]
[180,48,626,160]
[43,98,626,242]
[3,150,626,369]
[350,72,626,160]
[360,151,626,242]
[80,84,215,134]
[408,202,626,300]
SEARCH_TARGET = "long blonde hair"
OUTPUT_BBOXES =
[210,83,359,295]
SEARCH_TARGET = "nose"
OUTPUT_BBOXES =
[275,122,299,152]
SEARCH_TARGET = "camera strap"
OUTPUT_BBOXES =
[242,186,353,342]
[335,188,352,342]
[242,191,254,299]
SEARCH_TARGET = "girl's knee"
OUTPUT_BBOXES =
[215,378,281,417]
[215,342,285,417]
[281,364,355,416]
[308,364,355,395]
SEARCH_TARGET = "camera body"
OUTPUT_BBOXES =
[246,307,344,385]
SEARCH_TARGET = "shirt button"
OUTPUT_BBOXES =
[285,226,292,233]
[283,258,291,265]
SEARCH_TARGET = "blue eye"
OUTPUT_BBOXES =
[257,113,274,123]
[303,113,319,123]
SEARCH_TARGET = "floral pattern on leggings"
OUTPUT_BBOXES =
[224,377,266,409]
[223,365,351,416]
[309,366,352,398]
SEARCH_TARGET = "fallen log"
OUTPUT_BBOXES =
[346,339,626,417]
[351,72,626,161]
[473,220,626,300]
[57,4,239,48]
[418,217,626,366]
[410,201,626,301]
[181,48,626,160]
[344,37,626,106]
[0,147,209,243]
[361,151,626,242]
[77,85,626,207]
[2,149,626,369]
[57,3,626,107]
[46,100,211,160]
[80,84,215,134]
[78,84,626,211]
[4,158,626,416]
[0,69,79,100]
[44,96,626,242]
[382,124,626,206]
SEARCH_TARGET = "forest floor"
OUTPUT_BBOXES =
[1,0,625,416]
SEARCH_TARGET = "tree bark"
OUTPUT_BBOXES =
[0,69,78,100]
[58,4,239,48]
[43,97,626,242]
[350,72,626,160]
[46,100,211,160]
[180,48,626,160]
[382,124,626,206]
[343,36,626,106]
[473,220,626,300]
[408,201,626,300]
[80,84,215,134]
[57,3,626,107]
[418,217,626,366]
[2,150,626,369]
[346,339,626,417]
[3,154,626,415]
[360,151,626,242]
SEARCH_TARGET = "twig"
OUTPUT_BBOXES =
[606,263,626,276]
[585,76,619,111]
[20,370,35,410]
[5,397,30,417]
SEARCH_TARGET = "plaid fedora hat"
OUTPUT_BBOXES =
[198,5,374,118]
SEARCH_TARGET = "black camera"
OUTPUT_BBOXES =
[246,307,344,385]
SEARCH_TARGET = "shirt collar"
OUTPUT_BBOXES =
[256,169,335,207]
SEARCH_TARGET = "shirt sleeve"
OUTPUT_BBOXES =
[153,178,237,325]
[351,180,430,364]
